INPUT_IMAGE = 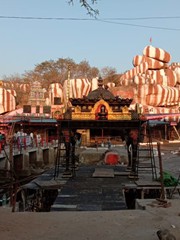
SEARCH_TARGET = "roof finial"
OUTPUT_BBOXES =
[98,76,103,88]
[150,37,152,45]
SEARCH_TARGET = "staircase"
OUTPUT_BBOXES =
[54,128,77,179]
[136,120,158,180]
[54,134,67,178]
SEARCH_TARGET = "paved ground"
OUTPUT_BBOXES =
[51,165,129,211]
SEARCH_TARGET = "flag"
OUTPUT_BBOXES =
[150,37,152,43]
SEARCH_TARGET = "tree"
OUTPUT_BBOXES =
[23,58,99,91]
[100,67,117,79]
[68,0,99,16]
[55,58,76,82]
[100,67,117,85]
[2,57,117,107]
[74,60,99,79]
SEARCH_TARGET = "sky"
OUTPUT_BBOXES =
[0,0,180,79]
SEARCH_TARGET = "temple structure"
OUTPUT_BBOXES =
[54,76,144,177]
[56,76,141,146]
[69,77,133,121]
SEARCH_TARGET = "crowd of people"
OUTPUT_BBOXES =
[0,126,140,177]
[13,129,42,149]
[0,128,81,152]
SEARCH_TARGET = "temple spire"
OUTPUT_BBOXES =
[98,76,103,88]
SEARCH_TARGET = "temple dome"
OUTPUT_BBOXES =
[87,76,115,100]
[87,87,115,100]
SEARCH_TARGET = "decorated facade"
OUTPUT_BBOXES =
[69,77,133,121]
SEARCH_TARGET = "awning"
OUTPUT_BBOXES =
[141,113,180,121]
[148,120,169,126]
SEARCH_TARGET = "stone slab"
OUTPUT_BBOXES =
[51,204,77,211]
[135,180,161,187]
[92,168,114,178]
[114,171,129,176]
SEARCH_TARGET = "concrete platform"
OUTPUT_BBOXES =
[1,199,180,240]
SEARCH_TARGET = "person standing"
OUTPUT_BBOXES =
[128,129,139,178]
[0,132,2,151]
[36,133,41,147]
[30,132,34,147]
[121,130,133,170]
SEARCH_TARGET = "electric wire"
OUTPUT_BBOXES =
[96,19,180,31]
[0,15,180,31]
[0,15,180,20]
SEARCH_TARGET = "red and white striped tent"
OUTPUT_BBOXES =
[0,88,16,114]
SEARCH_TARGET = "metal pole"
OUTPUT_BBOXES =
[164,124,167,140]
[9,140,15,210]
[157,142,165,200]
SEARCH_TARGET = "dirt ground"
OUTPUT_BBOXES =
[0,142,180,240]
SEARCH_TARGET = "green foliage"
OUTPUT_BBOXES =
[159,171,179,187]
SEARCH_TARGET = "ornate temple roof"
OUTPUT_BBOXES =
[87,76,115,100]
[69,76,133,107]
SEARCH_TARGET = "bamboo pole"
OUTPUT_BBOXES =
[66,65,71,110]
[173,125,180,139]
